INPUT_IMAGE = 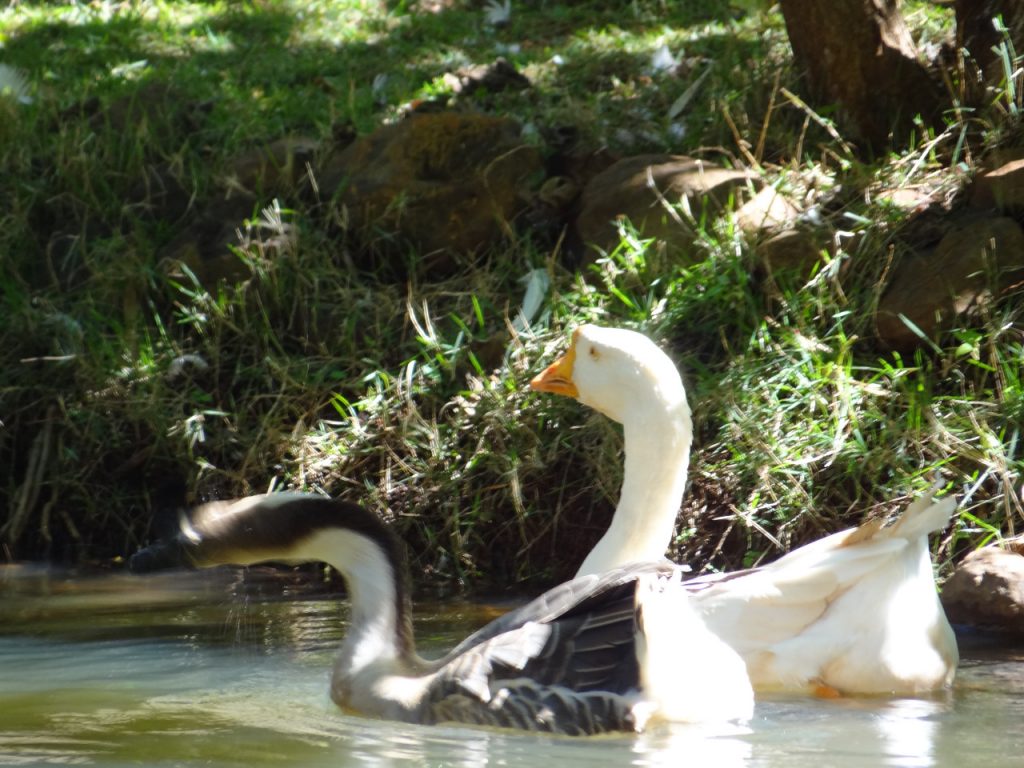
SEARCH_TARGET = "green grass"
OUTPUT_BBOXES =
[1,0,1021,590]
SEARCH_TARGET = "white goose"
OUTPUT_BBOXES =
[530,324,959,695]
[131,493,752,734]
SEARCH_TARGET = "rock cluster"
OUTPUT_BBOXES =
[570,150,1024,354]
[125,57,1022,356]
[873,149,1024,351]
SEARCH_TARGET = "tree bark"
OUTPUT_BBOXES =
[956,0,1024,104]
[778,0,942,152]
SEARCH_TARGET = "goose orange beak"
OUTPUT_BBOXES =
[530,338,578,398]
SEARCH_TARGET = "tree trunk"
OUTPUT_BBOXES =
[956,0,1024,104]
[778,0,942,152]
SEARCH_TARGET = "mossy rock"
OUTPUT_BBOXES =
[319,112,543,273]
[573,154,760,261]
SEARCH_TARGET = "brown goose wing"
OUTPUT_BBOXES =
[421,563,677,734]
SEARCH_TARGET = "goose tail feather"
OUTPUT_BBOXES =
[887,482,957,542]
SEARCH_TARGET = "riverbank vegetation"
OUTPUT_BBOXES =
[1,0,1020,590]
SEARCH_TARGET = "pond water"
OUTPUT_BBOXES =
[1,565,1021,768]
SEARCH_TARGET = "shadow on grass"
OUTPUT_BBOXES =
[0,0,783,578]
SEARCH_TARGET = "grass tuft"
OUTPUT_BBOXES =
[1,0,1021,590]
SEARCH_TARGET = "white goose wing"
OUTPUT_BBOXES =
[682,490,958,692]
[683,534,907,654]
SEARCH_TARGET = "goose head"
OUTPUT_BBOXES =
[530,325,693,577]
[530,324,687,425]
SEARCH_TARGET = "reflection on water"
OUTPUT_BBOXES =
[1,565,1022,767]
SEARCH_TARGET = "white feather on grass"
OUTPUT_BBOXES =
[483,0,511,27]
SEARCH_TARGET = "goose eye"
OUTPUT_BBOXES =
[588,346,599,359]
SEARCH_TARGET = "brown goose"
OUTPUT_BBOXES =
[131,493,753,734]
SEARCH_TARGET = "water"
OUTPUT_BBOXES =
[1,565,1021,767]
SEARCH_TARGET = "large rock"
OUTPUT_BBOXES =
[442,58,531,99]
[942,541,1024,633]
[77,82,211,153]
[157,197,268,286]
[971,157,1024,212]
[573,155,759,259]
[731,186,826,276]
[876,215,1024,351]
[757,229,824,275]
[318,112,542,271]
[219,136,322,199]
[734,186,799,235]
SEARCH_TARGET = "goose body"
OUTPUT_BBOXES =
[131,493,753,734]
[531,325,959,695]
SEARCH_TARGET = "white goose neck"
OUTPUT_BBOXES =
[339,569,403,673]
[300,528,410,674]
[576,399,692,577]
